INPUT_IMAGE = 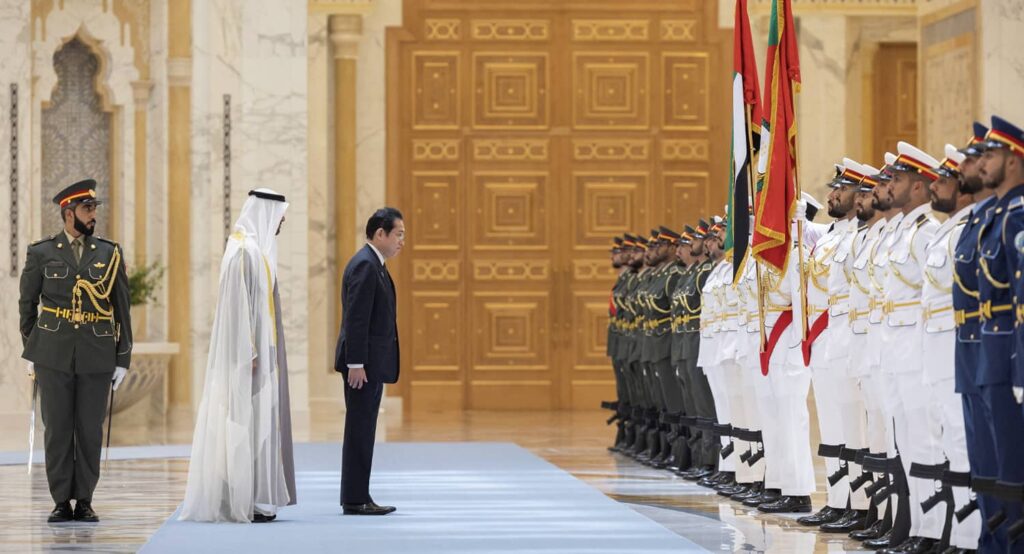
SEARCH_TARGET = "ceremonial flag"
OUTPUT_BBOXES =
[725,0,762,283]
[752,0,801,274]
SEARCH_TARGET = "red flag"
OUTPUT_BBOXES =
[752,0,801,274]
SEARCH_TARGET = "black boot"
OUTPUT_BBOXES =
[820,509,870,533]
[47,501,73,523]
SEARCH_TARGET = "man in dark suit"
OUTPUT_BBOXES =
[335,207,404,516]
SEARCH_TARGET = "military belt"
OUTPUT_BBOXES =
[828,294,849,307]
[882,299,919,315]
[848,309,869,323]
[979,301,1011,321]
[42,306,112,324]
[922,305,952,322]
[954,309,980,326]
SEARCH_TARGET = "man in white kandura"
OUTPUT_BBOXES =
[180,189,297,523]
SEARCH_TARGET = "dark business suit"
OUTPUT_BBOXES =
[335,244,399,505]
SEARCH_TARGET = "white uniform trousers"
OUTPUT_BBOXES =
[841,372,870,511]
[932,377,980,549]
[723,361,763,484]
[888,369,944,540]
[811,365,852,509]
[767,361,816,496]
[704,364,736,473]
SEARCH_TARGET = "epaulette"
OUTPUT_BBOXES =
[93,236,120,247]
[29,233,60,247]
[1007,196,1024,212]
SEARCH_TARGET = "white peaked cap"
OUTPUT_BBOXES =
[944,144,966,167]
[896,141,941,170]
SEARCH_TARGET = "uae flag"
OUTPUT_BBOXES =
[752,0,801,274]
[725,0,762,284]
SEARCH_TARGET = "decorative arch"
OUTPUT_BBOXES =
[30,0,139,250]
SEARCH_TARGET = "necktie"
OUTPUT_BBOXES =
[72,238,82,264]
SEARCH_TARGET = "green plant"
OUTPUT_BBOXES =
[127,261,165,307]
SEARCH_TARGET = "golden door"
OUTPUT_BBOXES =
[386,0,731,411]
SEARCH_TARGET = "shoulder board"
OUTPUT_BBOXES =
[1008,196,1024,212]
[93,236,120,247]
[29,233,59,248]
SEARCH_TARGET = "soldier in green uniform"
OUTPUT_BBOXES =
[18,179,133,523]
[671,223,719,480]
[604,236,630,451]
[638,227,685,467]
[622,235,653,456]
[669,227,698,471]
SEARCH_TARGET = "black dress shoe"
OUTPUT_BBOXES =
[863,528,896,549]
[717,483,748,497]
[343,501,396,516]
[48,502,73,523]
[743,489,781,508]
[252,513,277,523]
[757,495,812,514]
[796,505,842,526]
[732,482,763,501]
[73,500,99,522]
[880,537,937,554]
[820,509,868,533]
[851,518,890,541]
[681,466,713,480]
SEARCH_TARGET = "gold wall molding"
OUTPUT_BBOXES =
[473,138,549,161]
[413,138,461,161]
[473,260,550,281]
[573,139,650,161]
[573,260,618,281]
[660,19,696,42]
[425,18,461,40]
[572,19,650,42]
[412,259,461,281]
[470,19,550,41]
[661,138,709,161]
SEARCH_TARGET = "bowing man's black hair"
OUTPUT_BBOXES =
[365,207,404,239]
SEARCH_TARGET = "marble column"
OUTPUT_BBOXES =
[167,0,192,407]
[132,79,153,341]
[331,13,361,308]
[980,0,1024,124]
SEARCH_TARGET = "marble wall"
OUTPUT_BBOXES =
[0,0,34,418]
[189,0,310,414]
[980,0,1024,125]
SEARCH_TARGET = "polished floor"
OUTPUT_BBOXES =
[0,409,869,552]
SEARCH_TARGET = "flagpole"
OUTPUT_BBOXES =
[744,104,768,352]
[791,80,808,341]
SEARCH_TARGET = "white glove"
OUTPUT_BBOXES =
[1014,386,1023,405]
[794,198,807,222]
[112,367,128,391]
[26,361,34,378]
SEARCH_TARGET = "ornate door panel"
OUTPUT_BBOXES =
[388,0,730,411]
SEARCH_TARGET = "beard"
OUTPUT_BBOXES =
[982,160,1005,189]
[930,193,957,214]
[74,213,95,236]
[960,173,984,194]
[856,203,875,222]
[873,192,892,212]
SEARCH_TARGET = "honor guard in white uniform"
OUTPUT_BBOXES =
[916,145,982,551]
[879,142,943,551]
[798,160,870,532]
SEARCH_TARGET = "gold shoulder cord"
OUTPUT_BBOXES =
[977,217,1010,290]
[867,237,885,293]
[71,246,121,323]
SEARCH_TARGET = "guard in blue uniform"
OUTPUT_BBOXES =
[973,115,1024,553]
[953,122,1000,552]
